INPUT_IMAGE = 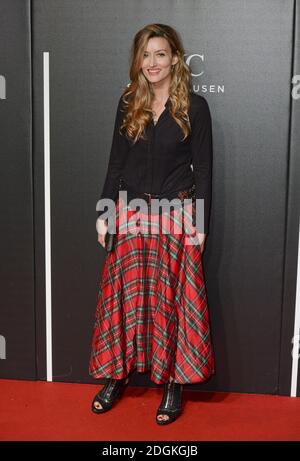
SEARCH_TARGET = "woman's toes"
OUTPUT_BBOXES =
[94,401,103,410]
[157,414,169,421]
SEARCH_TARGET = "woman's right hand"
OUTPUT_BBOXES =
[96,217,108,249]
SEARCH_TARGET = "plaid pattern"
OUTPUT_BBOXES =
[89,197,215,384]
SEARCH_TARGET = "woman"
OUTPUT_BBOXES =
[89,23,215,425]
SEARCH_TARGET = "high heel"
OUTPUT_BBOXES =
[156,381,183,425]
[91,377,129,414]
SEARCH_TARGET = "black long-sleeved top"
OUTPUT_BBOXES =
[97,91,213,233]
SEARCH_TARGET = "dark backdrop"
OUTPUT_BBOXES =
[0,0,299,396]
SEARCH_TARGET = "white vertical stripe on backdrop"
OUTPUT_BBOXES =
[43,52,53,382]
[291,217,300,396]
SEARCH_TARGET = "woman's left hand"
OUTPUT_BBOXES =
[197,233,207,253]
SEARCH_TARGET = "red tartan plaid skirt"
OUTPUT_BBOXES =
[89,195,215,384]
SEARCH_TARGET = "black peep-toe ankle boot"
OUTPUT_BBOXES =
[156,380,184,425]
[91,377,129,414]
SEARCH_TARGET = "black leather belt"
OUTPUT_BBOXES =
[119,178,195,206]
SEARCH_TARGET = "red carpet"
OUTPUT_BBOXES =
[0,379,299,441]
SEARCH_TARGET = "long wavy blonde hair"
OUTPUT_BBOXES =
[119,23,192,144]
